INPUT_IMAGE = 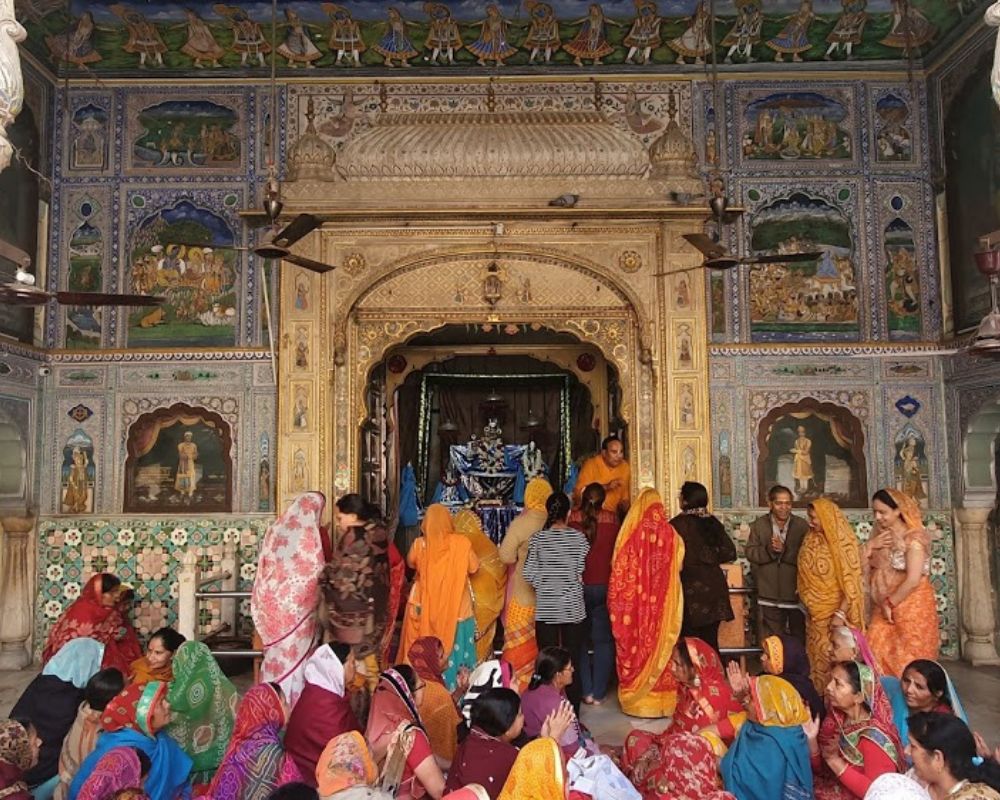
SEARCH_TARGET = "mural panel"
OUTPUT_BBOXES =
[124,194,241,347]
[746,189,860,342]
[64,196,106,349]
[884,216,921,340]
[126,96,244,174]
[873,91,913,163]
[893,423,928,507]
[61,429,96,513]
[741,88,854,164]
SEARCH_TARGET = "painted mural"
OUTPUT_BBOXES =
[742,90,852,161]
[946,64,999,333]
[69,103,109,170]
[884,216,920,339]
[65,198,104,349]
[61,429,96,513]
[126,199,239,347]
[130,99,241,171]
[873,92,913,163]
[894,424,928,507]
[18,0,983,76]
[747,190,859,341]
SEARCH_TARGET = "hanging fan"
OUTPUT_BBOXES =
[681,233,823,271]
[0,240,164,307]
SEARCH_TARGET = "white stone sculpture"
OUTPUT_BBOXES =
[0,0,27,171]
[988,3,1000,108]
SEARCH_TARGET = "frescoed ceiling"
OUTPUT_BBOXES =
[13,0,989,78]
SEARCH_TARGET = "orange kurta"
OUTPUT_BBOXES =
[574,454,631,512]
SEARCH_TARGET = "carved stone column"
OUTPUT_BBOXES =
[0,514,36,669]
[0,0,27,172]
[955,506,1000,666]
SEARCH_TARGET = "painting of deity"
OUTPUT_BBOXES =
[61,429,95,514]
[710,273,726,336]
[131,100,240,170]
[743,91,851,161]
[946,65,998,333]
[894,425,928,507]
[748,192,859,341]
[70,104,108,171]
[885,218,921,340]
[717,430,732,507]
[757,400,867,507]
[65,203,104,349]
[874,94,913,163]
[124,408,232,512]
[126,200,238,347]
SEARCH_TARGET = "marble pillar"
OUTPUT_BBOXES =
[955,506,1000,666]
[0,514,35,669]
[0,0,26,172]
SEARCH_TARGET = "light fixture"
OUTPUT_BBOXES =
[524,410,542,428]
[970,249,1000,359]
[439,418,458,432]
[484,388,504,404]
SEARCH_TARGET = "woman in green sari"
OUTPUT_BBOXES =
[165,641,238,780]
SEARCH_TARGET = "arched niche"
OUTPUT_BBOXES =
[964,395,1000,497]
[0,414,27,500]
[124,403,233,513]
[756,398,868,508]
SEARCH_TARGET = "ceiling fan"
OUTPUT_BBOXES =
[680,233,823,271]
[0,239,164,307]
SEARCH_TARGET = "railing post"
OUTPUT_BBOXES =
[177,550,198,642]
[220,542,238,635]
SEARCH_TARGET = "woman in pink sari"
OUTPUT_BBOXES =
[76,747,145,800]
[251,492,327,706]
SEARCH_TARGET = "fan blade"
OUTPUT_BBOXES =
[742,251,823,265]
[273,214,321,248]
[0,238,32,268]
[704,257,741,271]
[0,284,51,305]
[682,233,729,261]
[55,291,165,307]
[283,253,337,274]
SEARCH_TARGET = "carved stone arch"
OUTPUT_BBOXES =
[963,394,1000,497]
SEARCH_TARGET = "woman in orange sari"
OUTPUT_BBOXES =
[607,488,685,718]
[797,498,865,692]
[497,737,565,800]
[866,488,939,677]
[398,504,479,689]
[453,510,507,663]
[407,636,462,763]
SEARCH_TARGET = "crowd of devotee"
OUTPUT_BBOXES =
[5,435,1000,799]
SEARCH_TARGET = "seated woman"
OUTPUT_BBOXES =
[43,575,142,676]
[882,660,967,752]
[760,634,825,721]
[364,667,446,800]
[68,681,192,800]
[407,638,465,764]
[668,638,745,749]
[76,747,149,800]
[720,674,813,800]
[520,647,596,759]
[165,641,238,780]
[624,730,736,800]
[1,720,42,800]
[446,688,572,799]
[129,628,186,684]
[497,738,566,800]
[907,712,1000,800]
[864,773,932,799]
[314,730,384,799]
[203,683,302,800]
[806,661,904,799]
[285,643,361,787]
[458,660,516,729]
[55,668,126,800]
[10,637,105,794]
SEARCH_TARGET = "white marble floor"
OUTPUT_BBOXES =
[3,658,999,748]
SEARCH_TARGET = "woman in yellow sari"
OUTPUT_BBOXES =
[866,488,939,677]
[607,488,685,718]
[398,504,479,689]
[454,509,507,663]
[797,497,865,691]
[497,737,565,800]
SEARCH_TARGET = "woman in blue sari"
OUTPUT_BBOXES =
[721,674,813,800]
[882,659,967,754]
[68,681,191,800]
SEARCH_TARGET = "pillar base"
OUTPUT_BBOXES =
[0,642,30,671]
[964,637,1000,667]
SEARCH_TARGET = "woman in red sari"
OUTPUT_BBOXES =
[607,488,685,718]
[43,574,142,675]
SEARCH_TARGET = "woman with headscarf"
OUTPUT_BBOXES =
[496,738,565,800]
[285,644,361,786]
[364,667,445,800]
[406,638,462,763]
[398,505,479,690]
[314,731,386,799]
[499,478,552,689]
[10,637,105,792]
[760,634,825,721]
[68,682,192,800]
[55,669,127,800]
[864,773,931,800]
[607,488,685,718]
[452,510,507,664]
[76,747,147,800]
[253,493,327,706]
[0,720,41,800]
[866,489,939,677]
[881,659,967,755]
[43,574,143,676]
[164,641,238,781]
[623,729,738,800]
[806,660,904,799]
[720,675,813,800]
[202,683,302,800]
[797,498,865,691]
